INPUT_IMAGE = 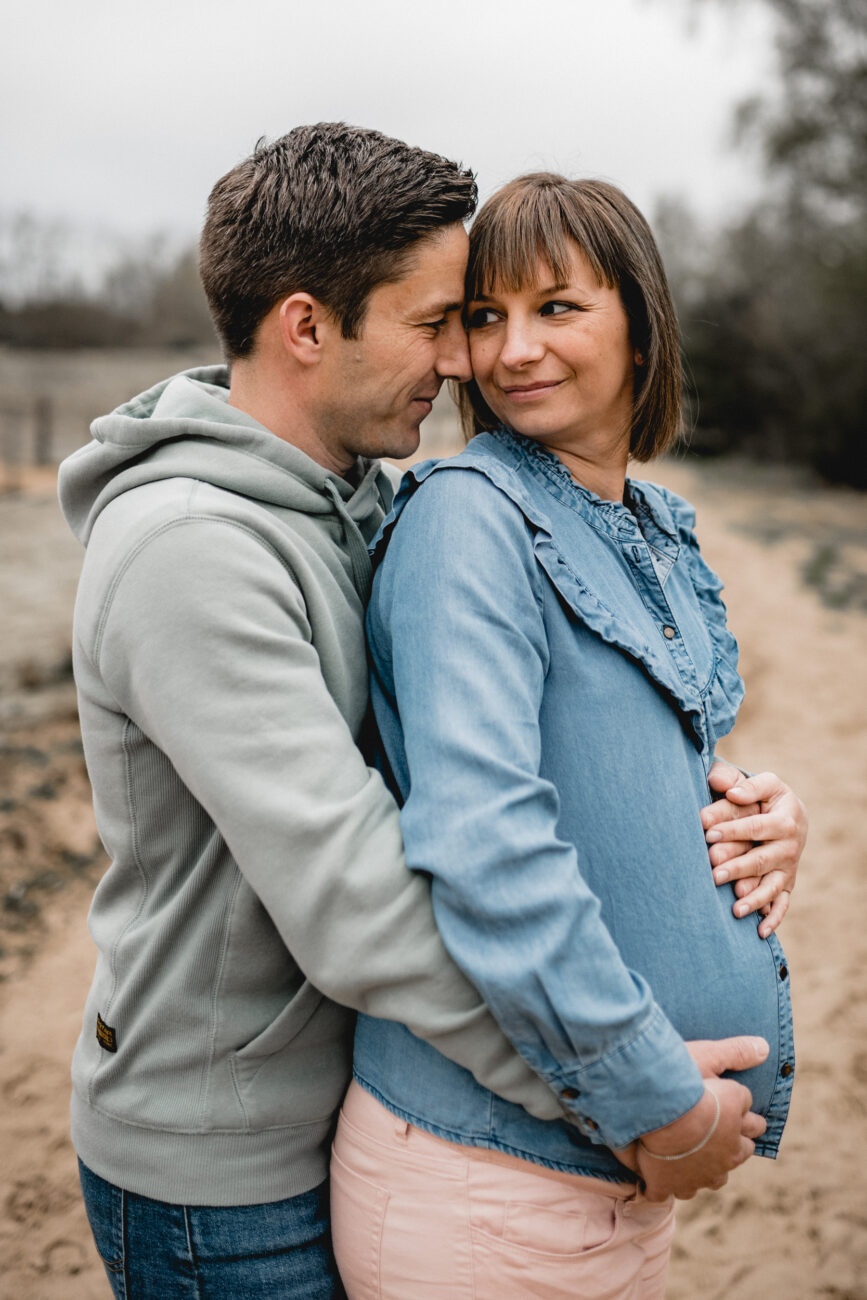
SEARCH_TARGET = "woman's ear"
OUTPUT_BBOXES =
[634,349,645,366]
[278,293,325,365]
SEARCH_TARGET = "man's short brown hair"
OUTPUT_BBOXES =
[200,122,477,359]
[459,173,683,462]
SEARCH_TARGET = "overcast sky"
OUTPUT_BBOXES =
[5,0,775,248]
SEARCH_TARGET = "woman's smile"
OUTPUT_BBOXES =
[499,379,565,400]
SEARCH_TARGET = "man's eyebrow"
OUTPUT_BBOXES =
[410,298,463,320]
[436,299,465,316]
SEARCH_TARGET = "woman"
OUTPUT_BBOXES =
[331,174,799,1298]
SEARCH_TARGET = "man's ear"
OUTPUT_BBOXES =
[278,293,330,365]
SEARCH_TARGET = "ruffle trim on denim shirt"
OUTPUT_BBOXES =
[527,537,706,751]
[371,442,738,758]
[638,482,745,749]
[481,430,743,753]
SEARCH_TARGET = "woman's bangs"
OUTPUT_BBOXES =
[468,191,578,300]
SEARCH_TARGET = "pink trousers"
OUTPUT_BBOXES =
[331,1081,676,1299]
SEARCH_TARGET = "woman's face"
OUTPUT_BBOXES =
[466,242,637,457]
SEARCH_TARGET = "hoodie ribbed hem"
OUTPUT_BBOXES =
[71,1091,332,1206]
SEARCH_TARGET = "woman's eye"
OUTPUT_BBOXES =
[466,307,500,328]
[540,300,578,317]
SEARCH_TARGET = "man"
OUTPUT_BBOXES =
[59,123,791,1297]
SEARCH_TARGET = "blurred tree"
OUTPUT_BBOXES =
[0,213,76,304]
[141,250,217,349]
[670,0,867,486]
[734,0,867,221]
[101,234,173,319]
[0,220,216,352]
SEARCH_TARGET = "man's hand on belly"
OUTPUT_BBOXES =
[703,761,807,936]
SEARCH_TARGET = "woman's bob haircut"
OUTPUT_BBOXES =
[458,173,683,462]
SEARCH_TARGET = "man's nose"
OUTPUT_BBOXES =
[499,320,544,370]
[435,318,472,382]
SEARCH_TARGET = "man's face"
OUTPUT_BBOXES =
[314,223,471,469]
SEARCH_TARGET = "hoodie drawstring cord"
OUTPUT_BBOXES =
[323,480,373,605]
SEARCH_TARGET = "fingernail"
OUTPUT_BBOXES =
[706,830,722,843]
[752,1038,769,1062]
[735,902,748,917]
[714,869,729,884]
[729,786,745,798]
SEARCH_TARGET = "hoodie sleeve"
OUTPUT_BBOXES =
[91,512,567,1123]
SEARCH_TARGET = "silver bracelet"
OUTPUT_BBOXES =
[637,1086,721,1161]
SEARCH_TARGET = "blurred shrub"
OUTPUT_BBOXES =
[0,298,141,349]
[661,205,867,488]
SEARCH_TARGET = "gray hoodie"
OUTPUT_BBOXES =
[58,367,563,1207]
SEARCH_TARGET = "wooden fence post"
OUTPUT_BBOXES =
[34,395,54,466]
[1,406,24,494]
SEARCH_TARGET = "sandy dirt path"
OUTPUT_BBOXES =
[0,456,865,1298]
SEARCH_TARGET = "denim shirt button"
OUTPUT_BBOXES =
[584,1118,599,1130]
[780,1062,794,1078]
[779,964,789,980]
[560,1087,580,1100]
[662,625,677,639]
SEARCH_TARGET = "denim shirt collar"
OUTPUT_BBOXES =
[373,429,679,563]
[489,428,679,545]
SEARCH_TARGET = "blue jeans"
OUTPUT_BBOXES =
[78,1160,345,1298]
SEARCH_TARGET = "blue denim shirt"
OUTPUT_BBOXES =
[354,430,794,1183]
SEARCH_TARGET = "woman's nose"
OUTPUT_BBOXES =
[498,320,545,369]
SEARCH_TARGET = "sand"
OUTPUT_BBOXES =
[0,444,865,1299]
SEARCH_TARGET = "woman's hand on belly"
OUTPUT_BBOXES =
[614,1034,770,1201]
[703,763,808,936]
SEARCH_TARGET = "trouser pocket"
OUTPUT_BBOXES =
[77,1158,126,1291]
[330,1145,390,1300]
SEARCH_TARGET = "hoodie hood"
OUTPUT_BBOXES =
[58,365,388,547]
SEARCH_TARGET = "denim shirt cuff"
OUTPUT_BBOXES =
[550,1005,705,1150]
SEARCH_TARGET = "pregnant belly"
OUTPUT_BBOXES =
[610,893,788,1117]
